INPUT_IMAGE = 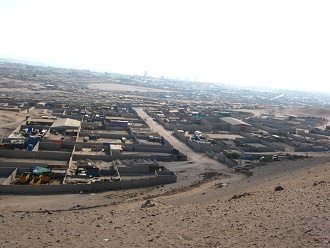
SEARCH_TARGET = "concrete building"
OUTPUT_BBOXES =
[220,117,252,133]
[50,118,81,132]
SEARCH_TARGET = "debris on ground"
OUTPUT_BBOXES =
[141,199,156,208]
[274,185,284,191]
[229,192,251,201]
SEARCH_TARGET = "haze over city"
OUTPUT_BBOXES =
[1,1,330,247]
[1,0,330,92]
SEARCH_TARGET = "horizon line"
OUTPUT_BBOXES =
[0,56,329,95]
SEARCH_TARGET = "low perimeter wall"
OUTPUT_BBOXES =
[72,153,179,162]
[0,174,177,195]
[0,150,71,161]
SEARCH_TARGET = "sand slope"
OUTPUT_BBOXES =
[0,161,329,248]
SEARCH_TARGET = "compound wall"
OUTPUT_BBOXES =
[0,174,177,195]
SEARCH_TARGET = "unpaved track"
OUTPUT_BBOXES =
[134,107,228,173]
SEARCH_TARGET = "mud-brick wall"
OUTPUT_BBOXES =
[173,130,188,143]
[117,165,150,175]
[79,131,133,139]
[39,141,75,151]
[124,144,173,153]
[0,150,71,161]
[187,139,211,152]
[72,153,177,162]
[156,175,177,184]
[0,174,177,194]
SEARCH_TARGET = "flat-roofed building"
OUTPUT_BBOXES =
[220,117,252,133]
[26,118,55,126]
[50,118,81,132]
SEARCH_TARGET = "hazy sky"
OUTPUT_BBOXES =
[0,0,330,92]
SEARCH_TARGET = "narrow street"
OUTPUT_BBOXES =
[134,107,228,172]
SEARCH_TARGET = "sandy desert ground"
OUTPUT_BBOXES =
[0,110,27,139]
[0,156,329,248]
[89,83,174,93]
[0,108,54,139]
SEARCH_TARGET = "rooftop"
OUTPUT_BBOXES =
[221,117,251,126]
[207,133,244,140]
[51,118,81,128]
[26,118,55,125]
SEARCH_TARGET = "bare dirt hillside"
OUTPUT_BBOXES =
[0,159,329,248]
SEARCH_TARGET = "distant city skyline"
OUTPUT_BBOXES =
[1,0,330,92]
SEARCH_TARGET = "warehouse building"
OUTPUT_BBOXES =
[220,117,252,133]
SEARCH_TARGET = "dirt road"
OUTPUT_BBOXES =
[134,107,228,172]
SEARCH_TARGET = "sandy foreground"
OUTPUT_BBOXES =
[0,158,329,248]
